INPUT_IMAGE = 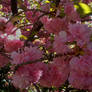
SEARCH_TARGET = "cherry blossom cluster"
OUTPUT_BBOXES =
[0,0,92,92]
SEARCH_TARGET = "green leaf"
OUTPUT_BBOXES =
[74,2,92,17]
[44,0,50,3]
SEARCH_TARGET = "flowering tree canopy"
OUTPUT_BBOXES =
[0,0,92,92]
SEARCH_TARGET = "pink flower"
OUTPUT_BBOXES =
[0,17,19,35]
[39,57,69,87]
[68,24,91,47]
[12,62,44,89]
[10,46,43,65]
[69,55,92,90]
[4,22,16,34]
[64,2,80,21]
[10,52,24,65]
[43,17,68,34]
[40,16,49,25]
[25,11,41,23]
[23,46,43,62]
[0,0,11,13]
[53,31,70,54]
[4,39,24,52]
[24,0,30,9]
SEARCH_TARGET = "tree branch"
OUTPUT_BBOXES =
[11,0,18,15]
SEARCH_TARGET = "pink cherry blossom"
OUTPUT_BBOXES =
[23,46,43,62]
[10,52,25,65]
[39,57,69,87]
[68,23,92,47]
[43,17,68,34]
[69,55,92,90]
[64,2,80,21]
[0,0,11,13]
[12,63,43,89]
[25,11,41,23]
[4,22,16,34]
[4,39,24,52]
[53,31,71,54]
[11,46,43,65]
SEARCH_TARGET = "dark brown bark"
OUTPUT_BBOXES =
[11,0,18,15]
